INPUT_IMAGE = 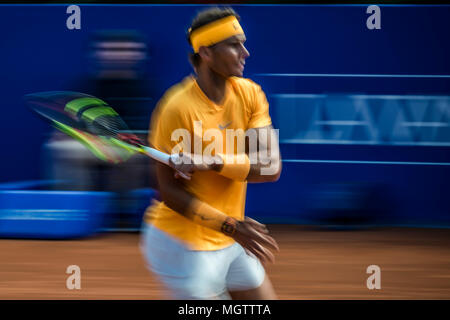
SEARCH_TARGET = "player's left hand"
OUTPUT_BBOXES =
[169,152,221,179]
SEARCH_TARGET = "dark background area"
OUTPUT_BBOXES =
[0,4,449,226]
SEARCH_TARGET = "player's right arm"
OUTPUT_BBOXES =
[155,162,279,263]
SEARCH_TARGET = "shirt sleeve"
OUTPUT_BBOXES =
[148,101,191,155]
[247,82,272,129]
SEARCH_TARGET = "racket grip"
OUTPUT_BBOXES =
[141,146,171,165]
[141,146,191,180]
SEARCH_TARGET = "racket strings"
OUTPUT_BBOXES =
[92,115,129,136]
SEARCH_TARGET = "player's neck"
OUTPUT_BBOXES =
[196,70,227,105]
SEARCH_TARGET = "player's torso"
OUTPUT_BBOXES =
[184,77,250,155]
[146,77,253,250]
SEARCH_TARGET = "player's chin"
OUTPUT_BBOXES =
[231,68,244,77]
[224,66,244,78]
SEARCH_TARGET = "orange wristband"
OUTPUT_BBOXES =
[217,153,250,181]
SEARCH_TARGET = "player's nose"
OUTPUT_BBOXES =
[242,45,250,59]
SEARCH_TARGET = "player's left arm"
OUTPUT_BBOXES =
[194,125,280,182]
[170,128,281,182]
[169,81,282,182]
[243,81,281,182]
[244,124,282,183]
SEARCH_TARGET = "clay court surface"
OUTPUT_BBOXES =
[1,225,449,299]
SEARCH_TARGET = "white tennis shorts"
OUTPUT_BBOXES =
[140,222,266,300]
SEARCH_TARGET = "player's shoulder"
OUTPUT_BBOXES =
[229,77,266,106]
[229,76,263,92]
[157,76,196,114]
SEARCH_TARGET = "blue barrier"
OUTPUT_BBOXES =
[0,190,113,239]
[0,179,160,237]
[105,188,159,231]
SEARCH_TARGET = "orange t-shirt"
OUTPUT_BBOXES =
[144,75,272,250]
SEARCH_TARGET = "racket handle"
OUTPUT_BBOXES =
[140,146,171,165]
[140,146,191,180]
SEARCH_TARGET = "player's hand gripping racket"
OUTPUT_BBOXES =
[24,91,190,179]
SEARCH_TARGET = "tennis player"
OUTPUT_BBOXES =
[141,7,282,300]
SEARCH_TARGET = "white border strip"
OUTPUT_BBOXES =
[271,94,450,100]
[256,73,450,78]
[279,139,450,146]
[283,159,450,166]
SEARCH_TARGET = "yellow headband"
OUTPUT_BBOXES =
[189,15,244,53]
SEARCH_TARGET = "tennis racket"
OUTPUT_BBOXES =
[25,91,190,179]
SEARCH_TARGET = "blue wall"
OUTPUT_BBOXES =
[1,5,449,225]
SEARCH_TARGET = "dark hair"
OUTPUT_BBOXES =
[186,7,240,68]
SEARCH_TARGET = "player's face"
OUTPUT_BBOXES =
[208,34,250,78]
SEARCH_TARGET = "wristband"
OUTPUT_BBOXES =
[217,153,250,181]
[188,199,237,236]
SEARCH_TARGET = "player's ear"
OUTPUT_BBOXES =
[198,46,212,63]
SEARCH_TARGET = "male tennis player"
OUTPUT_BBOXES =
[141,7,282,300]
